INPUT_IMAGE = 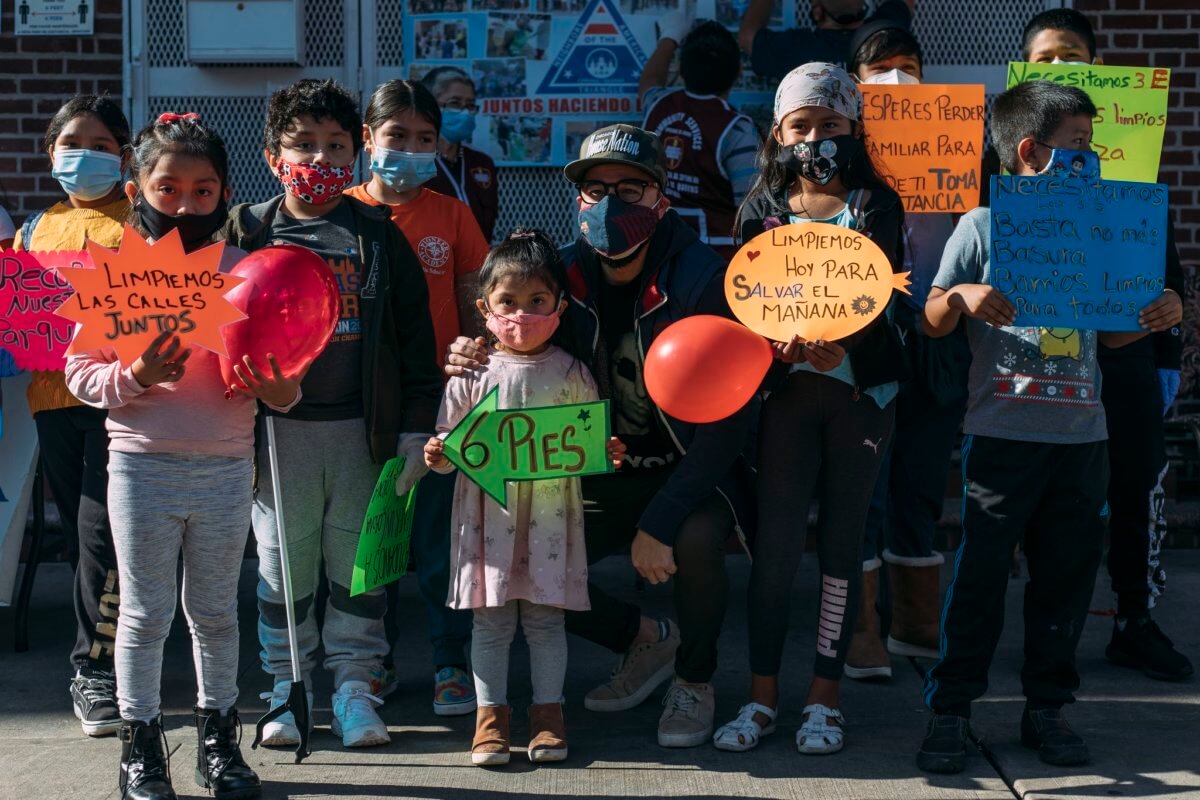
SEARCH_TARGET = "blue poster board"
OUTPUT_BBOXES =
[989,174,1167,331]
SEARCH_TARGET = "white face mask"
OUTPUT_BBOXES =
[862,68,920,85]
[1050,57,1092,66]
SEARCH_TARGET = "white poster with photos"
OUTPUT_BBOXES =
[403,0,792,166]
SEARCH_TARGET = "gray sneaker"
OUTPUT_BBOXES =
[657,678,715,748]
[584,619,679,712]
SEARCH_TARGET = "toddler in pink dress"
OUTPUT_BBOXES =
[425,228,624,768]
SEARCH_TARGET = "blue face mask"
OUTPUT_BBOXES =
[440,109,477,145]
[369,146,438,190]
[51,149,123,201]
[1038,147,1100,181]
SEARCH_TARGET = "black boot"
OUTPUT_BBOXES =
[119,718,177,800]
[194,707,262,799]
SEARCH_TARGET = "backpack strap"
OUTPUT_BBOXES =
[19,208,46,251]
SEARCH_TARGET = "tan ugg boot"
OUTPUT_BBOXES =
[886,551,943,659]
[471,705,511,766]
[528,703,568,763]
[844,561,892,680]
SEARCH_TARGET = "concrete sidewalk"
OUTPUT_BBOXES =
[2,551,1198,800]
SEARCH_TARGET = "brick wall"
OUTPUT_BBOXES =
[1075,0,1200,267]
[0,0,124,223]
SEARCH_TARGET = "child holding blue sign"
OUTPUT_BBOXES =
[425,228,625,768]
[917,80,1183,775]
[718,63,908,756]
[1022,6,1193,683]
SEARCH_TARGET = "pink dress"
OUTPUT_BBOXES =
[437,346,595,611]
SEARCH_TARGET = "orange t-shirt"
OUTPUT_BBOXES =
[346,185,490,367]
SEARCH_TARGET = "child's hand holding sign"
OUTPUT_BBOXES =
[131,331,192,387]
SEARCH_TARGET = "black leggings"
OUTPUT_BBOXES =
[1098,347,1168,614]
[35,406,117,670]
[749,371,894,681]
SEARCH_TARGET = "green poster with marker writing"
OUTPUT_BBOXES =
[1006,62,1170,182]
[443,387,612,508]
[350,456,419,597]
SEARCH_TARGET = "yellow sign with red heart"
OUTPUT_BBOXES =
[725,222,910,342]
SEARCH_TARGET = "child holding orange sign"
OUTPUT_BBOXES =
[66,114,302,800]
[715,63,908,756]
[842,22,972,681]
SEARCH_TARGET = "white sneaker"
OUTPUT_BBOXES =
[258,680,313,747]
[331,681,390,748]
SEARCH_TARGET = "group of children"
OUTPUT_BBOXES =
[5,6,1190,799]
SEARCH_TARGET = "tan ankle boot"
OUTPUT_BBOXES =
[886,553,943,659]
[471,705,511,766]
[528,703,568,763]
[844,562,892,680]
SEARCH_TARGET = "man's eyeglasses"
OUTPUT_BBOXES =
[441,100,479,114]
[576,179,653,204]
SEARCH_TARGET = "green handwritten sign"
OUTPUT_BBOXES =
[350,457,419,597]
[1006,62,1170,183]
[443,387,612,508]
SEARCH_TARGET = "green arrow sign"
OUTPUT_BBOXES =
[443,386,613,508]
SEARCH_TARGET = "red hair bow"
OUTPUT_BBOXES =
[157,112,200,125]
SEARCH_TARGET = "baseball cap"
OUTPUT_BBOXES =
[563,124,667,187]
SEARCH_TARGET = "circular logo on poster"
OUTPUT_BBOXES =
[586,49,617,79]
[418,236,451,273]
[663,135,685,170]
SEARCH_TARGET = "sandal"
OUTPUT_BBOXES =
[796,703,845,754]
[713,703,777,752]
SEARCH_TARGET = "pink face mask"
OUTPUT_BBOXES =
[485,308,562,352]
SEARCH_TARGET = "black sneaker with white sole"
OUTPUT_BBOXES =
[71,666,122,737]
[1107,615,1195,682]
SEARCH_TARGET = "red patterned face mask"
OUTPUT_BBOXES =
[274,158,355,205]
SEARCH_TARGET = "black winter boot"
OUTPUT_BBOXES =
[119,718,177,800]
[194,707,262,799]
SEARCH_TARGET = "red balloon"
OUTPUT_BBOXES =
[219,245,341,391]
[644,315,772,424]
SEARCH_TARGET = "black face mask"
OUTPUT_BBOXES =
[776,135,864,186]
[135,194,228,252]
[595,239,651,270]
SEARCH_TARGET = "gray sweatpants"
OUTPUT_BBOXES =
[472,600,566,707]
[253,417,386,687]
[108,451,252,722]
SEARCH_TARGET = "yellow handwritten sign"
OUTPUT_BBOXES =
[725,223,910,342]
[1006,62,1170,182]
[860,83,985,213]
[55,225,246,364]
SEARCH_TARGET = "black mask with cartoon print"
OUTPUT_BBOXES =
[776,135,863,186]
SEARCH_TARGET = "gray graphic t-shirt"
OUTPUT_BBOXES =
[932,207,1107,444]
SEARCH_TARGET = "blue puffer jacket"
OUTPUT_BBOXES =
[561,209,756,550]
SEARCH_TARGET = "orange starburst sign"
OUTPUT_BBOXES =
[54,225,247,365]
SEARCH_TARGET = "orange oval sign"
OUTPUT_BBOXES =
[725,222,911,342]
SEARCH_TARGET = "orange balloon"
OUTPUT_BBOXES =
[644,315,772,424]
[725,222,910,342]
